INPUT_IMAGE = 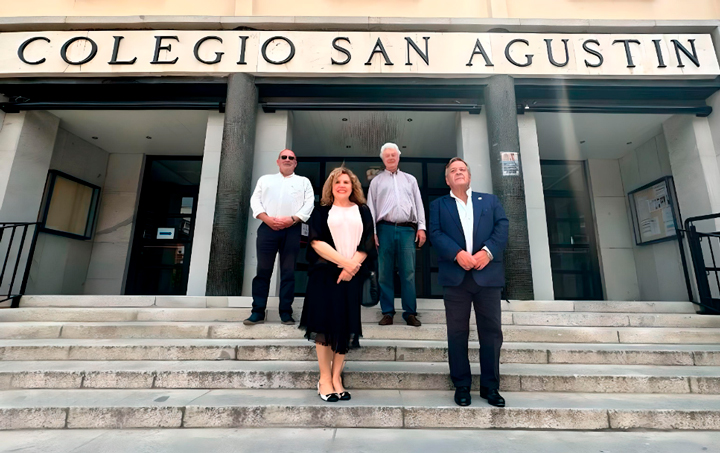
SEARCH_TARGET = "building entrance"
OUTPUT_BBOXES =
[540,161,603,300]
[126,157,202,295]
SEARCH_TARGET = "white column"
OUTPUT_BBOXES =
[84,154,143,295]
[663,115,720,227]
[588,159,640,301]
[187,112,224,296]
[241,110,293,296]
[456,111,493,194]
[0,111,60,222]
[518,113,554,300]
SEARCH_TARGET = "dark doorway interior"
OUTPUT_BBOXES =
[295,157,448,299]
[126,157,202,295]
[541,160,603,300]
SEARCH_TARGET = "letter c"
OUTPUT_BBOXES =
[18,37,50,65]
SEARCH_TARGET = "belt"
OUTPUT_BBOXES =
[378,220,417,229]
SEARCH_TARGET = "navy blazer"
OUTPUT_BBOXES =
[429,191,509,288]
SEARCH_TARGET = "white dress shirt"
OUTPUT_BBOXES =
[367,169,426,233]
[250,172,315,222]
[450,188,493,260]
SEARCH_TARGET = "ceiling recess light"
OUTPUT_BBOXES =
[91,136,98,140]
[407,118,413,122]
[146,136,152,139]
[342,118,348,121]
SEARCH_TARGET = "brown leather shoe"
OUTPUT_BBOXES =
[406,315,422,327]
[379,314,393,325]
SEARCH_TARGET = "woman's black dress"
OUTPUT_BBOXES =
[299,204,377,354]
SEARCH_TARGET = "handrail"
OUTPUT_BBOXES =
[683,213,720,315]
[0,222,40,307]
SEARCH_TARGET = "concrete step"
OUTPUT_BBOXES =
[1,339,719,366]
[2,321,719,344]
[1,361,720,393]
[19,296,698,313]
[3,308,717,328]
[2,389,720,430]
[5,428,720,452]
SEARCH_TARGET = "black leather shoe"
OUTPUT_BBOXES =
[243,312,265,326]
[480,386,505,407]
[454,386,471,407]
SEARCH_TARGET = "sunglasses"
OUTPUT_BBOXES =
[280,155,296,161]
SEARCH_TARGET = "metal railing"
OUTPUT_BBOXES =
[684,213,720,314]
[0,222,40,307]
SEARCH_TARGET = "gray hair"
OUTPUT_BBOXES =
[380,142,401,158]
[445,157,472,178]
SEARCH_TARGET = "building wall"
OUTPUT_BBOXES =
[587,159,640,301]
[618,132,688,302]
[0,0,718,20]
[84,153,143,295]
[25,128,109,295]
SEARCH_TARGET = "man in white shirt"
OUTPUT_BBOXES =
[367,143,426,327]
[428,157,509,408]
[244,149,315,326]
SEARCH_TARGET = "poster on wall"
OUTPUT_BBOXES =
[628,176,680,246]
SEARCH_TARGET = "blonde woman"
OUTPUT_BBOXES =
[299,167,376,402]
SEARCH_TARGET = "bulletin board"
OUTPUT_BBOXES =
[627,176,681,246]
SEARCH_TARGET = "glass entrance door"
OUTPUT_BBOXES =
[126,157,202,295]
[295,157,448,298]
[541,161,603,300]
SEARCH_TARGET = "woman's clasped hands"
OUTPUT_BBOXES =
[337,258,362,283]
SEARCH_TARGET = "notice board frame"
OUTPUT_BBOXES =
[627,176,681,246]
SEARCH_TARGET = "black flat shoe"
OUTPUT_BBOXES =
[480,386,505,407]
[454,386,471,407]
[317,382,339,402]
[338,391,351,401]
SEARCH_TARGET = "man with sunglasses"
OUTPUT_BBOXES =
[245,149,315,326]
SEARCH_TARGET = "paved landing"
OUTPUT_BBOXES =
[0,428,718,453]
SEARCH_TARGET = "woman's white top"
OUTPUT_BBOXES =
[327,204,363,260]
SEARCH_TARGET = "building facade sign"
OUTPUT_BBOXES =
[0,31,718,78]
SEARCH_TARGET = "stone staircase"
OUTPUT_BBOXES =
[1,295,720,431]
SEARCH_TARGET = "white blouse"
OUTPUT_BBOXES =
[327,204,363,260]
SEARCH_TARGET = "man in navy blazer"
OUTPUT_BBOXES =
[429,157,509,407]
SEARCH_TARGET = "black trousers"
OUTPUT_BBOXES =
[251,223,302,316]
[443,272,503,389]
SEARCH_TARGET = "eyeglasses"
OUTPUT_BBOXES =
[280,155,296,161]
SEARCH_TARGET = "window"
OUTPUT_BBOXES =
[40,171,100,240]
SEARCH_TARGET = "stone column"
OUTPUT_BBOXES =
[518,113,554,300]
[456,111,493,194]
[186,112,224,296]
[484,75,534,299]
[206,74,258,296]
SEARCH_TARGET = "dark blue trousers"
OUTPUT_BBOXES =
[251,223,301,317]
[443,272,503,389]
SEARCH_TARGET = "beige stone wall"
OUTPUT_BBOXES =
[0,0,718,20]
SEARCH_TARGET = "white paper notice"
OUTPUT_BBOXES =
[662,207,676,234]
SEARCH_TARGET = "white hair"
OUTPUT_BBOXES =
[380,142,401,158]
